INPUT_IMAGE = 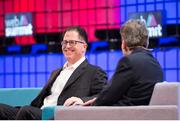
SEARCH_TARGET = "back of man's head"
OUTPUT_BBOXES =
[120,19,149,49]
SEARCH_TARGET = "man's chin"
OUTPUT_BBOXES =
[65,56,73,60]
[64,52,72,56]
[64,51,74,55]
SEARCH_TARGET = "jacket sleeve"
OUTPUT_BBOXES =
[93,57,134,106]
[81,66,108,102]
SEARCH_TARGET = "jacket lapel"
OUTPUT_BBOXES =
[49,69,62,86]
[62,60,88,91]
[45,68,62,94]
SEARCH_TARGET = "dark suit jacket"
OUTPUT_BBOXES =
[94,48,163,106]
[31,59,107,108]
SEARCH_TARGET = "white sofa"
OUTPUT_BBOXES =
[54,82,180,120]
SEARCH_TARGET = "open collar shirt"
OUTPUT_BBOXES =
[41,56,86,109]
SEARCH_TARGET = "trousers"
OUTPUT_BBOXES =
[0,103,42,120]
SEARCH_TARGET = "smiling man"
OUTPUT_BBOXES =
[0,26,107,120]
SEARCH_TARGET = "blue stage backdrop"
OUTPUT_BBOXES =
[0,47,180,88]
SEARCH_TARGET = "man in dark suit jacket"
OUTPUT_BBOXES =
[83,19,163,106]
[31,60,107,107]
[0,26,107,120]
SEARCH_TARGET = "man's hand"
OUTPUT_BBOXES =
[63,97,84,106]
[82,97,96,106]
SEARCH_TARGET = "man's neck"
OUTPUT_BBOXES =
[67,57,85,67]
[67,61,75,67]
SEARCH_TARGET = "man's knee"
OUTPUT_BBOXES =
[0,104,6,116]
[16,106,32,119]
[0,103,12,113]
[0,103,5,111]
[16,105,41,120]
[0,103,17,120]
[19,105,32,112]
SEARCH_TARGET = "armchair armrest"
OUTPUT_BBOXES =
[42,106,56,120]
[54,105,178,120]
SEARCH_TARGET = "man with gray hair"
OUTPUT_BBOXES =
[83,19,163,106]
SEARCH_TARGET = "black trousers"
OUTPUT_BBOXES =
[0,103,42,120]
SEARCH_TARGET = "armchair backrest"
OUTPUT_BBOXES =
[150,82,180,119]
[150,82,180,106]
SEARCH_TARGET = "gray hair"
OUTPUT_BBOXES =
[120,19,149,49]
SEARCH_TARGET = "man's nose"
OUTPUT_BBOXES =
[66,42,71,47]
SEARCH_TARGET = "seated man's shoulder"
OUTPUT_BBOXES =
[87,64,103,71]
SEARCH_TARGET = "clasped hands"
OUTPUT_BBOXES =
[63,97,96,106]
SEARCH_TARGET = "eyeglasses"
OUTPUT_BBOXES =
[61,40,85,46]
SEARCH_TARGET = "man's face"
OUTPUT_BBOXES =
[62,30,87,64]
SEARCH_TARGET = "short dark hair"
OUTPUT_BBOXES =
[62,26,88,44]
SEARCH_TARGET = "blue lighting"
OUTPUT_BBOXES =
[0,48,180,88]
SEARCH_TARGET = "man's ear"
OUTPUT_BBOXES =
[121,40,127,51]
[121,40,130,56]
[82,44,87,53]
[84,44,87,50]
[84,44,88,49]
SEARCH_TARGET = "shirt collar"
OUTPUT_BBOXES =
[63,56,86,70]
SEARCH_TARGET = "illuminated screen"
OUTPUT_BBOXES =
[129,11,163,38]
[5,12,33,37]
